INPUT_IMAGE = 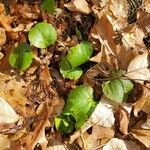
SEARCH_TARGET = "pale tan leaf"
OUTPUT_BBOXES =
[77,126,114,150]
[126,52,150,81]
[64,0,90,14]
[0,134,10,150]
[0,72,29,118]
[131,129,150,148]
[141,114,150,129]
[89,99,115,127]
[144,0,150,13]
[0,97,19,124]
[102,138,140,150]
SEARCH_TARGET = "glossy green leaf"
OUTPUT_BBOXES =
[9,43,33,70]
[66,41,93,68]
[28,22,57,48]
[42,0,56,14]
[59,42,93,80]
[55,85,97,133]
[102,79,133,103]
[60,67,83,80]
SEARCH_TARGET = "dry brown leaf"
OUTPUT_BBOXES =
[0,134,10,150]
[64,0,90,14]
[133,97,149,117]
[0,3,13,31]
[131,129,150,148]
[116,105,129,135]
[10,2,40,20]
[91,13,116,56]
[10,102,50,150]
[126,52,150,81]
[144,0,150,13]
[122,27,146,51]
[0,27,6,46]
[77,126,114,150]
[141,114,150,129]
[0,72,30,118]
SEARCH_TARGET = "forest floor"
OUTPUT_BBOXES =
[0,0,150,149]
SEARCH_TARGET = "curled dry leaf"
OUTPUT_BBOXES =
[0,27,6,46]
[64,0,90,14]
[89,99,115,127]
[102,138,140,150]
[126,52,150,81]
[116,105,129,135]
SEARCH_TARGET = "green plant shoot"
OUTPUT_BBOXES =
[55,85,97,134]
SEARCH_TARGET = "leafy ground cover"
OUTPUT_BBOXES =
[0,0,150,149]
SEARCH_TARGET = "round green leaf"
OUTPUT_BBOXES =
[102,79,133,103]
[102,79,124,103]
[28,22,57,48]
[60,66,83,80]
[66,41,93,68]
[9,43,33,70]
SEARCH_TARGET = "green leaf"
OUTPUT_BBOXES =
[42,0,56,14]
[60,67,83,80]
[9,43,33,70]
[55,113,75,134]
[102,79,133,103]
[66,41,93,68]
[28,22,57,48]
[59,42,93,80]
[55,85,97,133]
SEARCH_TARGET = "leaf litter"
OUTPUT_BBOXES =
[0,0,150,149]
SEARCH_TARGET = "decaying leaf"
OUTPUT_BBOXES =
[89,99,115,127]
[126,52,150,81]
[131,129,150,148]
[77,125,114,150]
[10,102,50,150]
